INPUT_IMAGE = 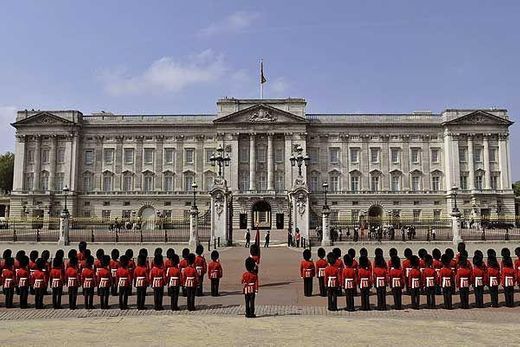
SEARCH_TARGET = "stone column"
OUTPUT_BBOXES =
[114,136,123,191]
[13,135,26,191]
[49,135,57,191]
[498,134,508,190]
[68,132,80,193]
[284,133,293,190]
[483,135,490,190]
[401,135,410,190]
[58,210,70,246]
[33,135,41,191]
[155,136,164,190]
[467,135,475,190]
[267,133,274,190]
[451,209,463,245]
[189,205,199,248]
[249,133,256,191]
[321,207,331,246]
[135,136,144,190]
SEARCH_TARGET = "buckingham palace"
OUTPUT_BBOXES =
[9,97,515,237]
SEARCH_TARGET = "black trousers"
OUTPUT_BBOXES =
[425,287,436,309]
[34,288,45,309]
[327,287,338,311]
[303,278,313,297]
[119,286,129,309]
[392,287,402,310]
[210,279,220,296]
[153,287,164,310]
[196,278,204,296]
[360,288,371,311]
[68,286,78,309]
[474,286,484,308]
[83,288,94,309]
[4,288,14,308]
[504,286,515,307]
[169,286,180,310]
[489,286,499,307]
[136,287,147,309]
[459,287,469,309]
[99,287,110,309]
[111,280,118,296]
[345,288,355,311]
[410,288,420,309]
[52,287,63,309]
[19,286,29,308]
[376,287,386,310]
[245,293,256,317]
[318,277,326,297]
[443,287,453,309]
[186,287,196,311]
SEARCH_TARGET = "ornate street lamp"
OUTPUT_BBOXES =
[322,182,329,209]
[289,145,309,177]
[192,182,198,208]
[451,186,459,213]
[62,185,70,215]
[209,145,231,177]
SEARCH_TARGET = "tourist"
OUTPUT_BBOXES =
[264,230,270,248]
[324,252,339,311]
[245,228,251,248]
[242,257,259,318]
[342,254,357,312]
[388,256,404,310]
[134,255,149,310]
[315,248,327,297]
[195,244,207,296]
[150,254,165,311]
[65,257,79,310]
[207,250,223,297]
[300,249,315,297]
[166,253,181,310]
[183,253,198,311]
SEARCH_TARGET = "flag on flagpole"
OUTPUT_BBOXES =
[260,60,267,84]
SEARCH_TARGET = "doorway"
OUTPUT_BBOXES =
[252,200,271,229]
[140,207,156,231]
[368,205,384,227]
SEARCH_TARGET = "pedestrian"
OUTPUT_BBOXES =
[472,254,486,308]
[195,245,207,297]
[315,248,328,297]
[150,254,165,311]
[134,255,149,310]
[373,255,387,310]
[388,256,405,310]
[65,257,79,310]
[422,254,437,309]
[324,252,339,311]
[408,256,421,309]
[245,228,251,248]
[353,228,359,242]
[242,257,259,318]
[264,230,270,248]
[116,255,131,310]
[81,255,95,309]
[183,253,199,311]
[16,255,30,309]
[342,254,357,312]
[166,253,181,310]
[358,256,372,311]
[501,256,516,307]
[300,249,315,297]
[49,257,64,309]
[32,258,47,309]
[207,250,223,297]
[439,254,454,310]
[109,249,120,296]
[287,229,293,247]
[295,229,301,248]
[1,256,15,308]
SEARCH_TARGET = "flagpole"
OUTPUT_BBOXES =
[260,59,264,99]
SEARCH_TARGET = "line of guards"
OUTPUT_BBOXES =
[300,244,520,311]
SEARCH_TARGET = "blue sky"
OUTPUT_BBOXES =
[0,1,519,178]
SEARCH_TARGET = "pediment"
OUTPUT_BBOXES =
[213,104,307,124]
[443,110,513,126]
[11,112,74,127]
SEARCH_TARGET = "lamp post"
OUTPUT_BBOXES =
[63,185,70,214]
[59,185,70,246]
[289,145,310,177]
[189,182,199,248]
[450,186,462,245]
[210,145,231,177]
[321,182,331,246]
[451,186,459,213]
[192,182,198,208]
[323,182,329,209]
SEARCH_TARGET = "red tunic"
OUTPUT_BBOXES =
[195,255,207,278]
[342,266,357,289]
[438,267,453,287]
[324,265,339,288]
[388,268,405,288]
[1,268,15,288]
[182,266,199,288]
[300,260,315,278]
[16,267,30,288]
[357,267,372,289]
[49,268,64,288]
[116,267,132,287]
[241,271,258,294]
[472,265,487,287]
[501,267,516,287]
[402,258,412,278]
[372,266,387,288]
[515,258,520,280]
[149,266,165,288]
[65,266,80,287]
[109,259,119,279]
[315,258,328,278]
[334,258,344,284]
[421,267,437,288]
[487,266,500,287]
[96,267,112,288]
[407,268,422,289]
[81,267,96,288]
[207,261,223,280]
[166,266,181,287]
[134,265,149,287]
[31,269,47,289]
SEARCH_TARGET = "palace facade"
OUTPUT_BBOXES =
[10,98,514,233]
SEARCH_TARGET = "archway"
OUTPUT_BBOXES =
[140,206,156,231]
[252,200,271,229]
[368,205,384,227]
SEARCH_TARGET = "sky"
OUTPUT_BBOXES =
[0,1,519,178]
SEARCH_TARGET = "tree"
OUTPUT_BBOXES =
[0,152,14,194]
[513,181,520,196]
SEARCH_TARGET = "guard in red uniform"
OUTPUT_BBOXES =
[388,256,405,310]
[109,249,120,296]
[487,250,500,307]
[358,255,372,311]
[456,252,472,309]
[1,256,15,308]
[408,256,421,309]
[16,255,30,309]
[249,244,261,274]
[501,256,516,307]
[242,257,259,318]
[422,254,437,309]
[387,248,398,269]
[49,257,64,309]
[439,254,454,309]
[97,255,112,309]
[94,249,105,275]
[77,241,87,262]
[333,248,344,297]
[41,250,51,292]
[125,249,135,296]
[28,250,39,295]
[207,250,223,297]
[402,248,413,294]
[515,247,520,288]
[116,255,131,310]
[472,254,486,308]
[32,258,47,309]
[315,248,328,297]
[359,248,372,271]
[324,252,339,311]
[179,248,190,297]
[432,248,443,295]
[150,255,165,310]
[65,257,80,310]
[373,255,387,310]
[347,248,359,296]
[164,248,175,269]
[134,255,149,310]
[166,254,181,310]
[342,254,357,311]
[195,245,207,297]
[300,249,315,297]
[183,253,199,311]
[81,255,96,309]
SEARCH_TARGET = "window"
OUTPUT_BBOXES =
[103,201,110,206]
[474,148,482,163]
[184,174,194,191]
[124,148,134,164]
[275,148,284,163]
[55,173,64,191]
[164,148,174,165]
[411,148,420,164]
[27,150,34,164]
[102,210,111,223]
[309,175,318,192]
[239,172,249,191]
[24,173,34,190]
[123,175,133,191]
[489,148,497,162]
[391,148,400,163]
[84,150,94,165]
[104,148,114,164]
[460,174,468,190]
[40,171,49,191]
[433,209,441,222]
[351,210,359,223]
[350,148,359,163]
[185,148,194,164]
[83,174,93,192]
[491,173,499,190]
[351,175,360,192]
[258,173,267,190]
[257,146,267,163]
[475,175,483,190]
[205,148,215,164]
[144,148,154,164]
[143,174,154,192]
[411,175,420,191]
[391,174,400,192]
[370,148,380,163]
[204,174,214,191]
[431,149,439,163]
[103,174,113,192]
[83,211,91,218]
[122,210,132,219]
[413,210,421,223]
[329,147,340,164]
[42,149,50,163]
[459,147,467,163]
[275,172,284,191]
[57,148,65,163]
[164,175,174,192]
[308,148,318,164]
[431,175,440,192]
[330,175,339,192]
[370,175,380,192]
[239,146,249,163]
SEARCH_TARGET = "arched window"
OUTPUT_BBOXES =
[390,171,401,192]
[163,172,174,192]
[102,172,113,192]
[122,172,134,191]
[143,171,155,192]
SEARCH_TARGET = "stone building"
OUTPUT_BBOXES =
[10,98,514,235]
